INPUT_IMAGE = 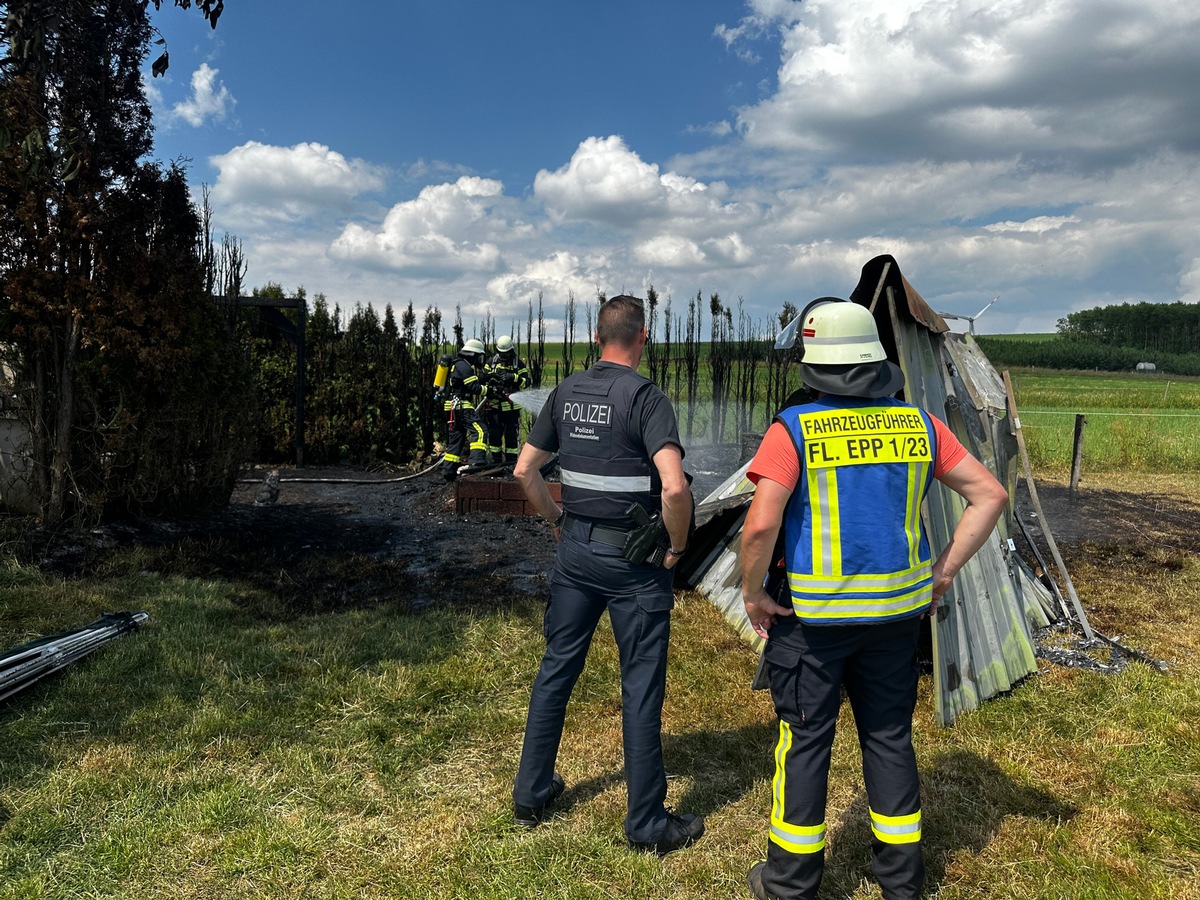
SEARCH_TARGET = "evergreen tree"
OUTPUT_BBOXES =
[1,0,241,524]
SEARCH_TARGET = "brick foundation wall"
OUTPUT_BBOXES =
[455,478,561,517]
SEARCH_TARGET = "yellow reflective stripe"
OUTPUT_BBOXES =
[806,466,825,576]
[870,807,921,844]
[470,423,487,450]
[905,461,919,568]
[807,468,841,577]
[772,720,791,823]
[769,818,826,854]
[789,601,929,620]
[825,468,841,575]
[445,453,462,462]
[768,721,826,854]
[787,592,930,620]
[789,561,931,593]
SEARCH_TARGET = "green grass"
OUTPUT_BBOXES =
[2,479,1200,899]
[1007,369,1200,474]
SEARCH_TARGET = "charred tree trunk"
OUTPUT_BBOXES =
[46,313,81,527]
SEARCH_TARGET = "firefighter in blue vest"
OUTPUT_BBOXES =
[509,294,704,855]
[740,300,1008,900]
[484,335,531,466]
[442,338,490,482]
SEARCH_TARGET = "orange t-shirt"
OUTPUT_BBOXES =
[748,410,968,491]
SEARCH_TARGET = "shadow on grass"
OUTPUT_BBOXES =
[818,750,1076,898]
[1,503,550,794]
[666,722,778,816]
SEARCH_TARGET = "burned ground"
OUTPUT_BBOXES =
[22,464,558,618]
[17,455,1198,630]
[1017,476,1200,556]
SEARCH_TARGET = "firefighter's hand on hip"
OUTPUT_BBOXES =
[743,588,793,640]
[927,563,953,618]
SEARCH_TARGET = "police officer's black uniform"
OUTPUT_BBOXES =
[512,360,686,846]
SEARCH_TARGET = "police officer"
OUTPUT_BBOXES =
[484,334,531,466]
[510,294,704,855]
[442,338,490,482]
[740,300,1008,900]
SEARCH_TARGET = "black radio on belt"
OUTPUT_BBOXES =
[622,502,669,566]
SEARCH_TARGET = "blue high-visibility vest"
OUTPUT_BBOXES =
[777,396,938,623]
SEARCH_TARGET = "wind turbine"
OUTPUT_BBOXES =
[940,295,999,334]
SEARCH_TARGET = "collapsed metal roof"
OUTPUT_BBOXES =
[678,254,1059,726]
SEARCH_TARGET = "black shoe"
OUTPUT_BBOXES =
[748,861,771,900]
[628,811,705,855]
[513,772,565,828]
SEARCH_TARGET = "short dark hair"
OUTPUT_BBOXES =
[597,295,645,348]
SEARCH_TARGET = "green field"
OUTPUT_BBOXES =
[1007,369,1200,475]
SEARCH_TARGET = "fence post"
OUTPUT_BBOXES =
[1068,413,1086,500]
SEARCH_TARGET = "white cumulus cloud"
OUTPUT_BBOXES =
[634,235,706,268]
[534,135,725,227]
[329,176,508,277]
[210,141,386,224]
[169,63,235,127]
[488,251,613,309]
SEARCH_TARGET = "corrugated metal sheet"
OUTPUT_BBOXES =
[681,255,1051,725]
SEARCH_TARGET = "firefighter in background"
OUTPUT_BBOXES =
[485,335,531,466]
[442,339,490,482]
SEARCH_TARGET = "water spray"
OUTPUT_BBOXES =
[508,389,552,416]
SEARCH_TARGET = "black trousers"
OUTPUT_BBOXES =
[513,518,676,843]
[485,407,521,463]
[761,616,925,900]
[443,405,487,478]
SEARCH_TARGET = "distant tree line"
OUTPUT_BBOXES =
[976,337,1200,376]
[1057,301,1200,355]
[977,300,1200,376]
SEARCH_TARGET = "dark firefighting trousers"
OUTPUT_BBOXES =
[486,407,521,464]
[761,616,924,900]
[513,517,675,844]
[443,404,487,480]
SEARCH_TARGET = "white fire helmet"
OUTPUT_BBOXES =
[799,302,888,366]
[462,338,486,357]
[495,335,514,353]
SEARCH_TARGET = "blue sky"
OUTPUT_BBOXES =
[145,0,1200,338]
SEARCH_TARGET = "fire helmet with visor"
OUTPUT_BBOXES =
[788,299,905,399]
[461,338,486,362]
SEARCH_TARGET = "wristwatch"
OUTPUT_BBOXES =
[665,546,687,558]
